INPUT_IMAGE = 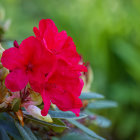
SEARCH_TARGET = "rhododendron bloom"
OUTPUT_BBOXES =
[41,58,85,116]
[1,36,55,92]
[1,19,87,117]
[33,19,81,65]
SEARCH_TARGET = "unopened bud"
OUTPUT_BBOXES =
[25,105,53,123]
[13,40,19,48]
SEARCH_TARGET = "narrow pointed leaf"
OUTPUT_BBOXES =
[0,126,10,140]
[61,133,94,140]
[87,100,118,109]
[68,119,105,140]
[49,118,67,133]
[80,92,104,100]
[85,110,111,128]
[48,110,87,120]
[24,126,38,140]
[94,115,111,128]
[0,113,22,140]
[15,121,32,140]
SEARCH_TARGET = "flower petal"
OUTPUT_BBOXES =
[47,31,68,52]
[28,70,45,93]
[5,69,28,92]
[70,109,81,117]
[19,36,45,65]
[28,52,56,93]
[1,47,22,70]
[33,19,82,65]
[45,83,83,116]
[40,19,58,38]
[33,27,40,39]
[41,90,51,116]
[34,19,58,42]
[47,59,84,97]
[59,36,81,64]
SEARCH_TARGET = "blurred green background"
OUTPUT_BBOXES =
[0,0,140,139]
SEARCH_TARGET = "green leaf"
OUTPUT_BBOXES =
[94,115,111,128]
[52,137,59,140]
[80,92,104,100]
[24,114,68,128]
[24,126,38,140]
[85,111,111,128]
[15,121,32,140]
[11,98,21,112]
[49,118,67,133]
[0,126,10,140]
[0,113,22,140]
[87,100,118,109]
[68,119,105,140]
[48,110,87,120]
[61,133,94,140]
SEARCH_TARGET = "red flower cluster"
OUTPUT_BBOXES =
[1,19,87,116]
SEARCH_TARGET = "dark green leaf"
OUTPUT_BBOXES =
[0,113,22,140]
[87,100,118,109]
[49,118,67,133]
[15,121,32,140]
[80,92,104,100]
[24,126,38,140]
[68,119,105,140]
[0,126,10,140]
[52,137,59,140]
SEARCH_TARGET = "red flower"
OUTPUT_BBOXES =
[33,19,87,116]
[1,37,55,92]
[33,19,81,65]
[1,19,87,117]
[41,58,84,116]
